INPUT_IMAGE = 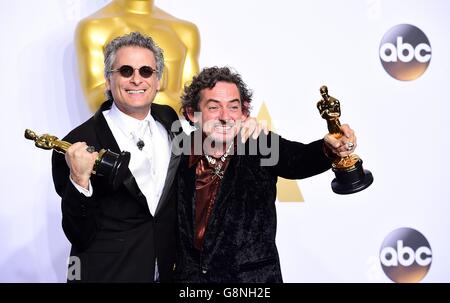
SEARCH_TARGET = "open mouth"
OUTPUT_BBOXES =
[125,89,146,95]
[214,125,234,133]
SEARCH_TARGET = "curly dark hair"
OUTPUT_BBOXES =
[181,66,253,124]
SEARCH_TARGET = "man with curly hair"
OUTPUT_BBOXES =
[174,66,357,282]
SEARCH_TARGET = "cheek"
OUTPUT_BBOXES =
[231,112,244,121]
[201,112,215,123]
[147,78,160,91]
[110,78,123,92]
[202,117,218,131]
[202,116,214,127]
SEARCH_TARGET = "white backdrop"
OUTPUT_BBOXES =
[1,0,449,282]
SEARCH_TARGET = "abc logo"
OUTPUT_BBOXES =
[379,24,431,80]
[380,227,432,283]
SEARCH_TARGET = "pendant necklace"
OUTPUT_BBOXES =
[204,142,234,179]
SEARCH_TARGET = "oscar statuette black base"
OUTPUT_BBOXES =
[95,150,131,190]
[331,159,373,194]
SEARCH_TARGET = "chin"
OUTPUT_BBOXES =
[127,96,151,104]
[210,132,236,144]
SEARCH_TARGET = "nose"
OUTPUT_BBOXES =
[218,108,231,122]
[130,69,143,85]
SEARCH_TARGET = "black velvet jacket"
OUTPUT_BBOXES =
[175,132,333,282]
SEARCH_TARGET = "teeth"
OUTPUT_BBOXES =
[215,126,232,131]
[126,90,145,94]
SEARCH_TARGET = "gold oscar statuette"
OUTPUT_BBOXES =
[317,86,373,194]
[75,0,200,112]
[24,129,130,190]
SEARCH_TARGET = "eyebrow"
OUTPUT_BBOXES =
[206,99,240,104]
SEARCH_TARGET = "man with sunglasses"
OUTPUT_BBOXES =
[52,32,178,282]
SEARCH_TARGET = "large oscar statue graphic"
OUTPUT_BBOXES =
[24,129,130,190]
[75,0,200,112]
[317,86,373,194]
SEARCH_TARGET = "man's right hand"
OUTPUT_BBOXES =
[65,142,98,190]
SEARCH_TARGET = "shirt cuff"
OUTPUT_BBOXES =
[69,177,93,197]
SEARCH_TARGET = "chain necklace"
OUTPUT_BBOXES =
[204,142,234,179]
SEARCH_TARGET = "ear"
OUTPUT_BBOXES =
[106,78,111,91]
[156,79,161,91]
[186,107,198,123]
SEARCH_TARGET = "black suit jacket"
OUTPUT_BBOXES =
[175,132,333,282]
[52,100,181,282]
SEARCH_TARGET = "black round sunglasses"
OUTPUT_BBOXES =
[110,65,158,78]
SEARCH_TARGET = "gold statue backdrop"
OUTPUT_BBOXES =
[75,0,200,112]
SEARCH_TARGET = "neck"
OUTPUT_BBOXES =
[114,0,155,14]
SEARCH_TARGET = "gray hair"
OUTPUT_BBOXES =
[103,32,164,100]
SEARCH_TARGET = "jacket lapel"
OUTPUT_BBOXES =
[151,104,182,216]
[93,100,120,153]
[179,154,197,242]
[92,101,182,215]
[196,154,240,257]
[93,100,144,204]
